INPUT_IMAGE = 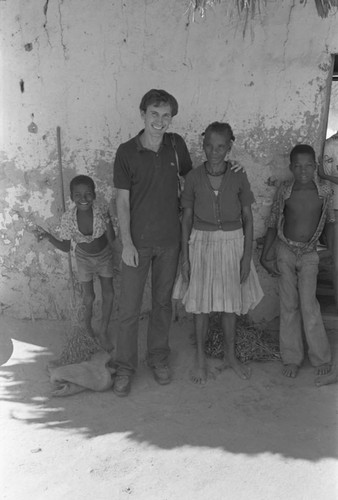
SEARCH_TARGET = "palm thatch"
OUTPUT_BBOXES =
[312,0,338,17]
[186,0,265,21]
[186,0,338,22]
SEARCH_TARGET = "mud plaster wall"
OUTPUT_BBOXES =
[1,0,338,322]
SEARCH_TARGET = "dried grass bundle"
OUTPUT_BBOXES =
[204,313,281,363]
[185,0,266,36]
[186,0,338,23]
[49,304,102,368]
[186,0,265,20]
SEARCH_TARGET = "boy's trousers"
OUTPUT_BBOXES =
[276,241,331,367]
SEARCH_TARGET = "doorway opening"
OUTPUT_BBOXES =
[326,55,338,139]
[317,54,338,319]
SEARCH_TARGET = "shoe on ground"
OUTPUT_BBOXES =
[113,374,131,397]
[152,366,171,385]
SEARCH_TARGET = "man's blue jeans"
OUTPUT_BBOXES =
[277,241,331,367]
[115,244,180,376]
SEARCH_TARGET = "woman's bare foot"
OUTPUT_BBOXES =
[315,365,338,386]
[282,364,299,378]
[190,357,208,384]
[190,366,207,385]
[315,363,332,377]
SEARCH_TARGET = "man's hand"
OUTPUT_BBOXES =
[260,256,280,277]
[230,161,245,173]
[122,243,139,267]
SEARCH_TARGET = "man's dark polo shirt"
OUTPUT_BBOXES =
[113,131,192,248]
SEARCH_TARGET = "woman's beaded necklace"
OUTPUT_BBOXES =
[204,161,227,177]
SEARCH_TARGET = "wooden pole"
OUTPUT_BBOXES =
[56,126,76,303]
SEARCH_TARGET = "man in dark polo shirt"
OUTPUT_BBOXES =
[113,89,192,396]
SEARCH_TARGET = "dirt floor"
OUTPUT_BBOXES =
[1,314,338,500]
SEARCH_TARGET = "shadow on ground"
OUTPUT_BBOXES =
[1,314,337,462]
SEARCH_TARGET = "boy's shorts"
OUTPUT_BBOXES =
[75,244,114,282]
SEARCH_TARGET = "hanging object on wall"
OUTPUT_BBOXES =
[186,0,221,20]
[185,0,267,35]
[28,113,38,134]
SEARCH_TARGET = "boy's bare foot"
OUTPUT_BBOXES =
[315,365,338,386]
[282,364,299,378]
[215,357,251,380]
[315,363,332,376]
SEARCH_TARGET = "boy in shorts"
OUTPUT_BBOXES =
[37,175,116,350]
[260,145,335,384]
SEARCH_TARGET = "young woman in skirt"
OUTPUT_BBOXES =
[173,122,263,384]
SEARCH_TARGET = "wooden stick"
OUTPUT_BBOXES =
[56,126,76,303]
[57,126,66,211]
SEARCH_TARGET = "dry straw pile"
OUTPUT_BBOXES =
[204,312,281,363]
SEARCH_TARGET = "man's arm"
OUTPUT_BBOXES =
[174,133,192,177]
[241,205,253,283]
[116,188,139,267]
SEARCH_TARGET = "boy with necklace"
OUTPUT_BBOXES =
[174,121,263,384]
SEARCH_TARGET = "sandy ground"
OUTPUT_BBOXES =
[1,314,338,500]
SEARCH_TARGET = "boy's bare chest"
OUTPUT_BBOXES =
[286,188,322,216]
[77,210,93,235]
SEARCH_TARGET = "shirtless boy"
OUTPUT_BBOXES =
[260,144,335,384]
[37,175,116,350]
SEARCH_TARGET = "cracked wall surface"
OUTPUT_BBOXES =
[1,0,338,321]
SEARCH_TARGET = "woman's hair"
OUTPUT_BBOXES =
[290,144,316,163]
[139,89,178,117]
[70,175,96,195]
[203,122,235,141]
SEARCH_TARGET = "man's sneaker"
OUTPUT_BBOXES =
[152,366,171,385]
[113,375,131,397]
